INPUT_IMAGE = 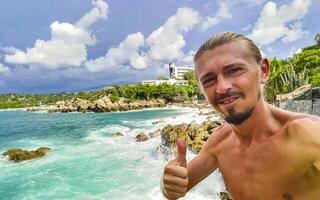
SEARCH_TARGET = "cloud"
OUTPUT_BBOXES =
[4,0,108,69]
[200,3,232,31]
[0,63,10,74]
[2,46,21,54]
[86,7,200,72]
[75,0,108,29]
[248,0,311,46]
[147,7,199,61]
[176,50,196,68]
[85,32,147,72]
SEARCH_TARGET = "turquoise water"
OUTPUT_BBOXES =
[0,108,224,200]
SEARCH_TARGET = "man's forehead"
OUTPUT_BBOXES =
[195,41,255,69]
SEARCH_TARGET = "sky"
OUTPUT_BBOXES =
[0,0,319,94]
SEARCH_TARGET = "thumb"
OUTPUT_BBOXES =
[176,138,187,167]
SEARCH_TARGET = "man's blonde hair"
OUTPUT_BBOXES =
[194,32,262,64]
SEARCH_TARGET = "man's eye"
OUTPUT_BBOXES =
[203,77,216,85]
[228,68,242,74]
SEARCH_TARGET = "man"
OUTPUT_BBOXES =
[161,32,320,200]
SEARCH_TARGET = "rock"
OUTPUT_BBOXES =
[276,85,312,101]
[2,147,51,162]
[47,96,166,113]
[136,132,149,142]
[160,119,223,153]
[148,129,161,138]
[73,98,91,112]
[152,119,165,124]
[112,132,124,136]
[94,99,108,112]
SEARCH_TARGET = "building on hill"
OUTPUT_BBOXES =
[169,63,193,79]
[141,79,188,86]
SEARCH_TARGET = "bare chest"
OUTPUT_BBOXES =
[217,139,314,199]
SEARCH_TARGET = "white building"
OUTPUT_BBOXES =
[169,63,193,79]
[141,79,188,86]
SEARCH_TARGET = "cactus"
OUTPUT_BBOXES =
[280,65,309,93]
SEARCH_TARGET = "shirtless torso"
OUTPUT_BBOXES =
[207,108,320,199]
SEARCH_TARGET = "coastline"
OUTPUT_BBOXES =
[13,98,211,113]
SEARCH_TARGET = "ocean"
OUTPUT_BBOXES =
[0,107,225,200]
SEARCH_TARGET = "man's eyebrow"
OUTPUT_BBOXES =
[222,63,246,72]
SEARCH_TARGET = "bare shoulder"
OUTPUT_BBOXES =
[285,114,320,160]
[269,105,319,138]
[286,114,320,137]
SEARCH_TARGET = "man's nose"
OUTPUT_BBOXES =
[216,77,232,94]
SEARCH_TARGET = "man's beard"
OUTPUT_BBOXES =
[225,108,253,125]
[211,89,259,125]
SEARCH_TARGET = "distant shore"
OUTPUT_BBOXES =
[22,96,211,113]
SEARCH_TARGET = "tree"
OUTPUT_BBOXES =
[157,75,169,80]
[315,33,320,45]
[291,46,320,87]
[183,70,197,86]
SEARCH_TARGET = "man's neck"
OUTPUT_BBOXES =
[230,101,280,147]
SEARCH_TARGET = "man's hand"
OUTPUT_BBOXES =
[162,138,189,199]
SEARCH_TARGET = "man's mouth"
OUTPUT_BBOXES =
[218,96,240,105]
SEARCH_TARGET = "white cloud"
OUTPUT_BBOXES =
[86,7,200,72]
[248,0,311,46]
[2,46,21,54]
[241,24,252,32]
[85,32,147,72]
[4,0,108,69]
[177,50,196,67]
[289,46,302,57]
[200,3,232,31]
[0,63,10,73]
[75,0,108,29]
[147,7,199,61]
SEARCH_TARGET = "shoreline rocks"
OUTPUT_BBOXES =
[136,132,149,142]
[160,119,223,153]
[2,147,51,162]
[46,97,166,113]
[25,97,211,113]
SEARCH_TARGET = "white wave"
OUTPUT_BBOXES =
[0,108,27,112]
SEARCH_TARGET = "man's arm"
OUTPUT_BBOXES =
[162,124,229,199]
[187,140,218,191]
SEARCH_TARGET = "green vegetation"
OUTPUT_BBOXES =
[0,83,200,109]
[264,34,320,102]
[156,75,169,80]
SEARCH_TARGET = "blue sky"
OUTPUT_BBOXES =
[0,0,319,94]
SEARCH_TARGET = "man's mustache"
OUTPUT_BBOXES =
[212,90,245,105]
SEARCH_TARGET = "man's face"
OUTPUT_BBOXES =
[195,41,266,124]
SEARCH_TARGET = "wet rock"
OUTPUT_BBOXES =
[152,119,165,124]
[136,132,149,142]
[2,147,51,162]
[112,132,124,136]
[148,129,161,138]
[160,119,223,153]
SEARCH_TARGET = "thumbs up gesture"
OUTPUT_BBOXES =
[162,138,189,199]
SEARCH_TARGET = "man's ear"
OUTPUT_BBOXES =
[260,58,269,84]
